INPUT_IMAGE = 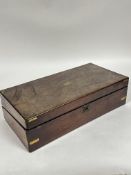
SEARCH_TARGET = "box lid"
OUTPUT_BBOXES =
[0,63,129,129]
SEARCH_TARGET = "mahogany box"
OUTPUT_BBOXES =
[0,63,129,152]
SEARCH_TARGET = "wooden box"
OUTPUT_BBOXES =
[0,63,129,152]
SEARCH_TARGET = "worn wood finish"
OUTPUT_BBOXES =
[3,108,28,149]
[27,87,127,152]
[0,63,129,152]
[0,63,128,129]
[2,87,128,152]
[1,78,128,130]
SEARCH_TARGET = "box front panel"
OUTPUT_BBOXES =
[27,87,128,152]
[26,78,129,129]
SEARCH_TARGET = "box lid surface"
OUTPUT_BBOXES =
[0,63,128,129]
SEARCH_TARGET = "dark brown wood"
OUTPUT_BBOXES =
[1,78,128,130]
[27,87,127,152]
[0,63,129,152]
[3,107,28,149]
[0,63,129,129]
[2,87,128,152]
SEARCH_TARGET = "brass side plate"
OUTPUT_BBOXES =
[121,96,127,101]
[29,138,39,145]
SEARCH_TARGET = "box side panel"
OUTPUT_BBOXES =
[1,94,27,128]
[2,108,28,150]
[26,78,129,129]
[27,86,128,152]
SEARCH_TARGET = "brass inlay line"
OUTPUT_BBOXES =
[29,138,39,145]
[28,116,37,123]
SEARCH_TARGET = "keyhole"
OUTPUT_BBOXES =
[83,104,89,112]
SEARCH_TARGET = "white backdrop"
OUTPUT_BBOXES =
[0,0,131,175]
